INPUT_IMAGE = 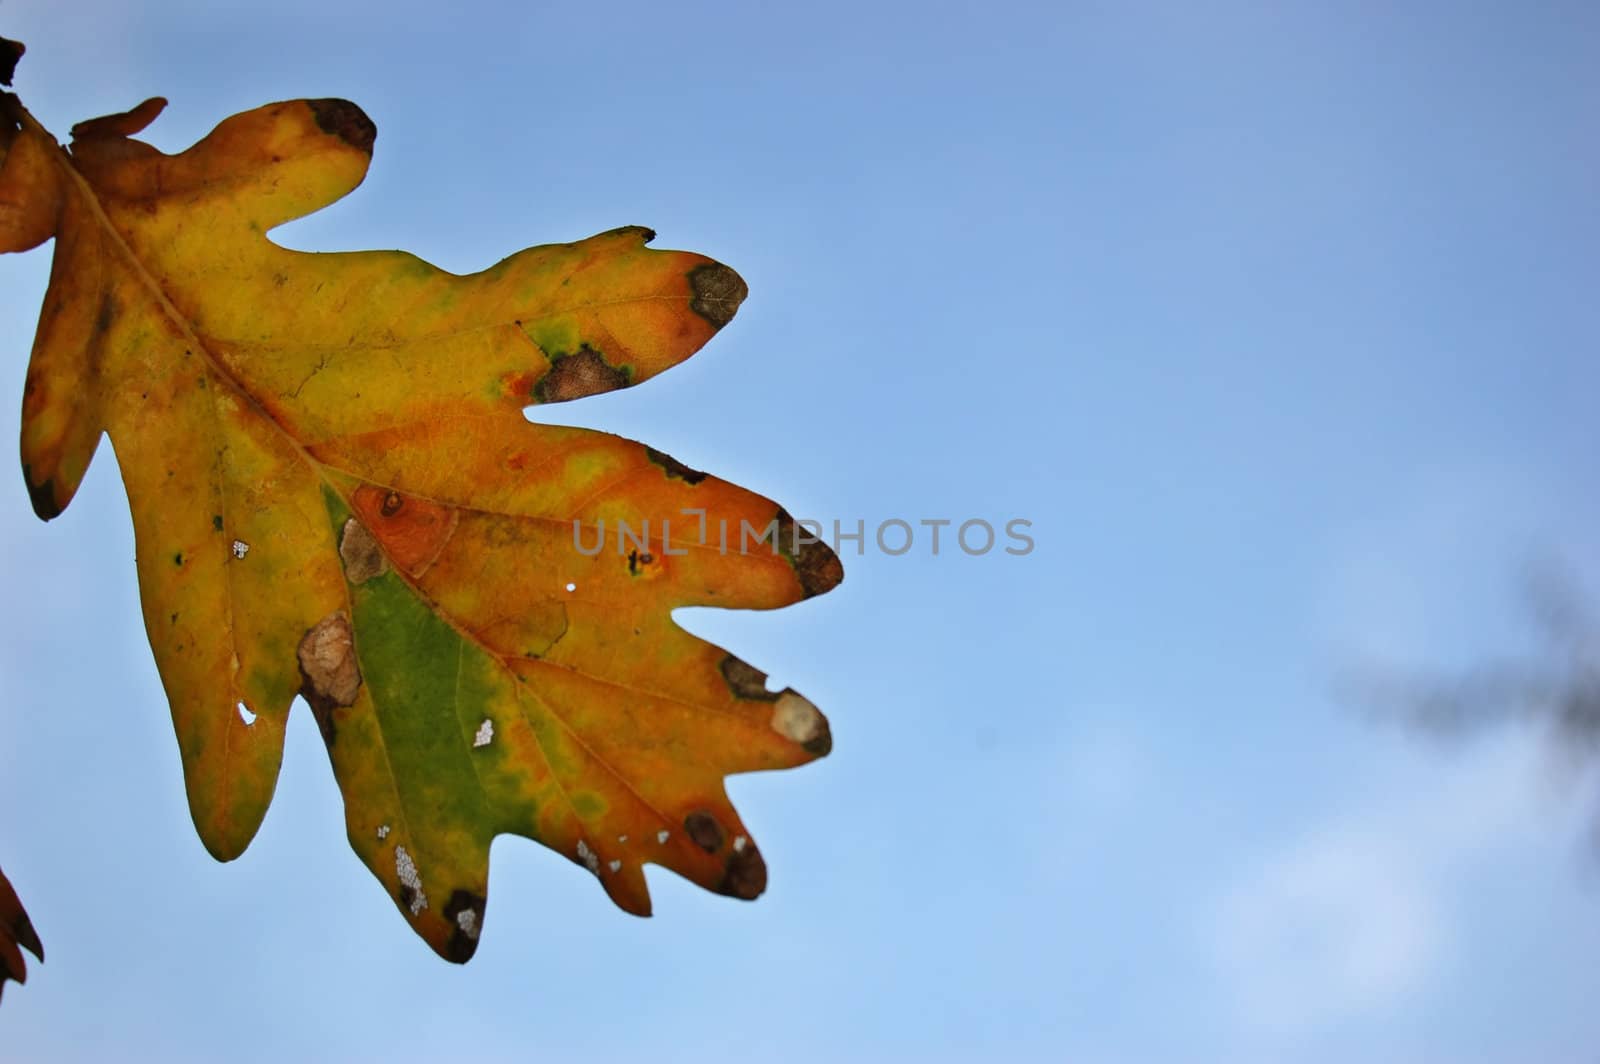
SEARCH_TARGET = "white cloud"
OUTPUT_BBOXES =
[1212,825,1437,1034]
[1205,735,1563,1040]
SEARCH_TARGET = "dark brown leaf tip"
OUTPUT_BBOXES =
[443,890,486,963]
[603,225,656,244]
[802,723,832,757]
[688,263,748,328]
[0,38,23,87]
[776,510,844,598]
[15,915,42,960]
[12,913,42,963]
[719,840,767,900]
[308,99,375,154]
[21,465,60,521]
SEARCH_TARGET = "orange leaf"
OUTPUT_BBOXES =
[1,41,841,961]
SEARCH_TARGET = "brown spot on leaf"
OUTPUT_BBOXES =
[720,655,779,702]
[533,345,629,403]
[308,99,375,153]
[718,843,767,900]
[776,509,844,598]
[338,517,389,584]
[93,292,116,335]
[380,491,403,517]
[683,811,725,853]
[688,263,747,328]
[443,889,486,963]
[297,611,362,736]
[645,447,707,484]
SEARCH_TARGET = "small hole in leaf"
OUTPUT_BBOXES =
[237,701,257,726]
[565,582,576,593]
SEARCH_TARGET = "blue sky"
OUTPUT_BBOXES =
[2,2,1598,1060]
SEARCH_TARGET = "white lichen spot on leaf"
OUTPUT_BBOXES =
[456,908,478,938]
[377,824,390,840]
[472,718,494,747]
[771,691,825,747]
[395,845,427,915]
[656,829,670,844]
[231,539,249,559]
[575,839,600,876]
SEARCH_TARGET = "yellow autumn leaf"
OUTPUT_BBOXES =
[1,37,841,962]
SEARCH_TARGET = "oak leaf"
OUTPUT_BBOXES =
[0,40,841,962]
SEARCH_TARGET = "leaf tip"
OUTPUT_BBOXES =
[21,466,61,522]
[197,824,255,864]
[442,890,486,964]
[69,97,168,141]
[687,262,748,329]
[307,98,375,154]
[603,224,656,245]
[0,37,22,87]
[771,692,833,758]
[683,813,769,900]
[14,915,41,964]
[719,839,768,900]
[776,511,844,598]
